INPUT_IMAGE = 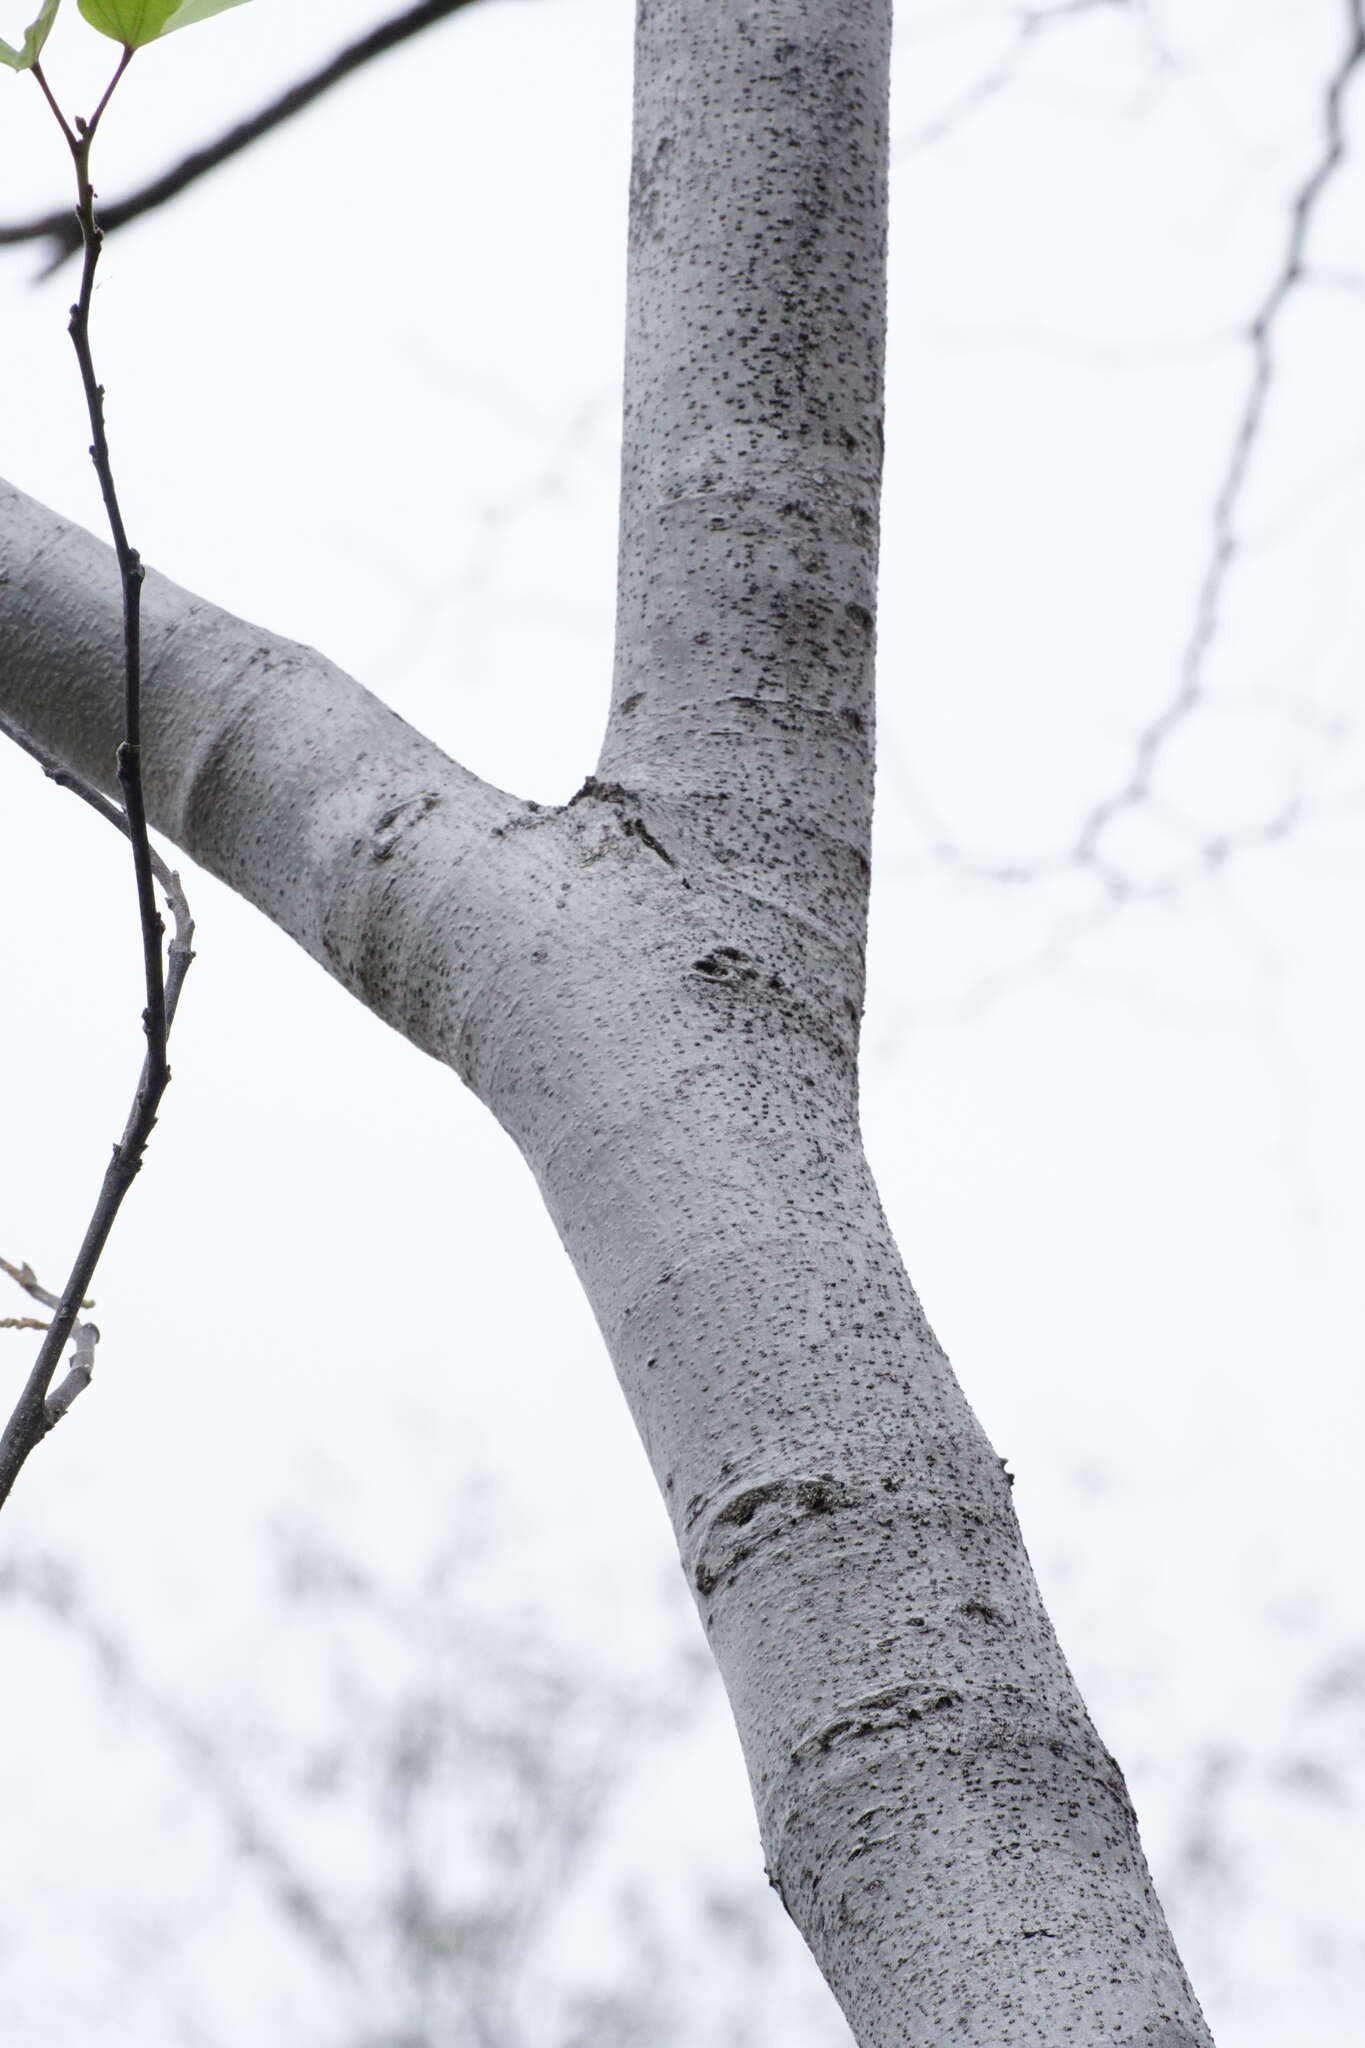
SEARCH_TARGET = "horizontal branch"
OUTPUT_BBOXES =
[0,479,528,1070]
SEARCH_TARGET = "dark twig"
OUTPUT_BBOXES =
[0,60,195,1512]
[0,0,489,272]
[0,726,194,1484]
[1069,0,1365,868]
[894,0,1365,901]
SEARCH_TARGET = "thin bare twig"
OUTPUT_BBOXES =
[0,728,195,1472]
[893,0,1365,904]
[0,1251,101,1424]
[0,60,195,1511]
[0,0,491,272]
[0,1253,72,1312]
[894,0,1141,156]
[1070,0,1365,869]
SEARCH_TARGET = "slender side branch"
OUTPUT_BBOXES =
[63,53,170,1070]
[0,474,524,1059]
[1070,0,1365,869]
[908,0,1365,900]
[0,55,192,1512]
[894,0,1141,157]
[0,0,491,271]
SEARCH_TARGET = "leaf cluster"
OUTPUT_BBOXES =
[1,0,247,70]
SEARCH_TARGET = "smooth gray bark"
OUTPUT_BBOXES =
[0,3,1216,2042]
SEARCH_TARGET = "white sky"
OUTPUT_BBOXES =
[0,1,1362,2042]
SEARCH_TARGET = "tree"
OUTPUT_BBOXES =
[7,0,1317,2038]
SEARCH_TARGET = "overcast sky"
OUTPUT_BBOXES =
[0,2,1362,2042]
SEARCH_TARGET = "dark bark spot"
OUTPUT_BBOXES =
[622,816,676,866]
[961,1599,1006,1626]
[570,774,640,809]
[692,948,759,982]
[370,791,440,863]
[714,1480,785,1529]
[794,1477,841,1514]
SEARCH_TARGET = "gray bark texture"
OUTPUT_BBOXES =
[0,3,1216,2042]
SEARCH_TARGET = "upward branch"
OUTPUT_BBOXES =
[599,0,888,966]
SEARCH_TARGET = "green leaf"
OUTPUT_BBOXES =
[0,0,61,71]
[77,0,248,48]
[76,0,171,41]
[155,0,251,33]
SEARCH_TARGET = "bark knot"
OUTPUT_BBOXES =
[569,776,676,866]
[692,946,760,984]
[796,1684,964,1761]
[363,790,441,864]
[689,1472,851,1599]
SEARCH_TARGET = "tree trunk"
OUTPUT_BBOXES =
[0,2,1215,2041]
